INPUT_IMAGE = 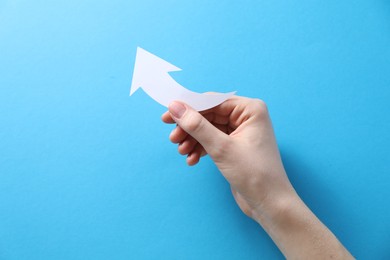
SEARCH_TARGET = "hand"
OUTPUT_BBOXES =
[161,96,293,220]
[162,96,353,259]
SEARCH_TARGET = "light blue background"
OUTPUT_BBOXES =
[1,0,389,259]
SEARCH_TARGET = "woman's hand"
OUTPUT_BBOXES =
[161,96,293,220]
[161,96,353,259]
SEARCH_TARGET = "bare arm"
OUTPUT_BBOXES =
[162,96,353,259]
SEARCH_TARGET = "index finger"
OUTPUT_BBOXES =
[162,111,175,124]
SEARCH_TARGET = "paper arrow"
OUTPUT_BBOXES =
[130,47,236,111]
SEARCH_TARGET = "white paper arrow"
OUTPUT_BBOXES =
[130,47,236,111]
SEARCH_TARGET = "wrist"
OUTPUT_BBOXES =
[252,188,302,229]
[252,188,353,259]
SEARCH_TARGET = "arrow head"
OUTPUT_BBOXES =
[130,47,182,96]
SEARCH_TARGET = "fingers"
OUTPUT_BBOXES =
[178,136,198,155]
[162,111,175,124]
[168,121,231,145]
[169,126,188,144]
[163,110,228,126]
[186,143,206,166]
[169,124,207,164]
[168,101,229,159]
[163,96,261,165]
[165,113,208,165]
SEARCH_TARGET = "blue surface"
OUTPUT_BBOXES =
[1,0,389,259]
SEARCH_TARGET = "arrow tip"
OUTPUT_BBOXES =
[130,47,182,96]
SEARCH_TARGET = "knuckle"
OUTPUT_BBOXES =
[178,145,187,155]
[184,113,204,134]
[210,136,231,160]
[250,99,269,119]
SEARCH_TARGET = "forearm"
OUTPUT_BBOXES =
[163,99,353,258]
[254,190,354,259]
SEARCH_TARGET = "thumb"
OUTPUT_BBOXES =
[168,101,229,158]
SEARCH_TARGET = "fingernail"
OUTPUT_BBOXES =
[169,102,186,119]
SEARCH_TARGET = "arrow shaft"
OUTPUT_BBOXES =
[142,73,235,111]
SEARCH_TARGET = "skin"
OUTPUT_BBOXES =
[161,96,354,259]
